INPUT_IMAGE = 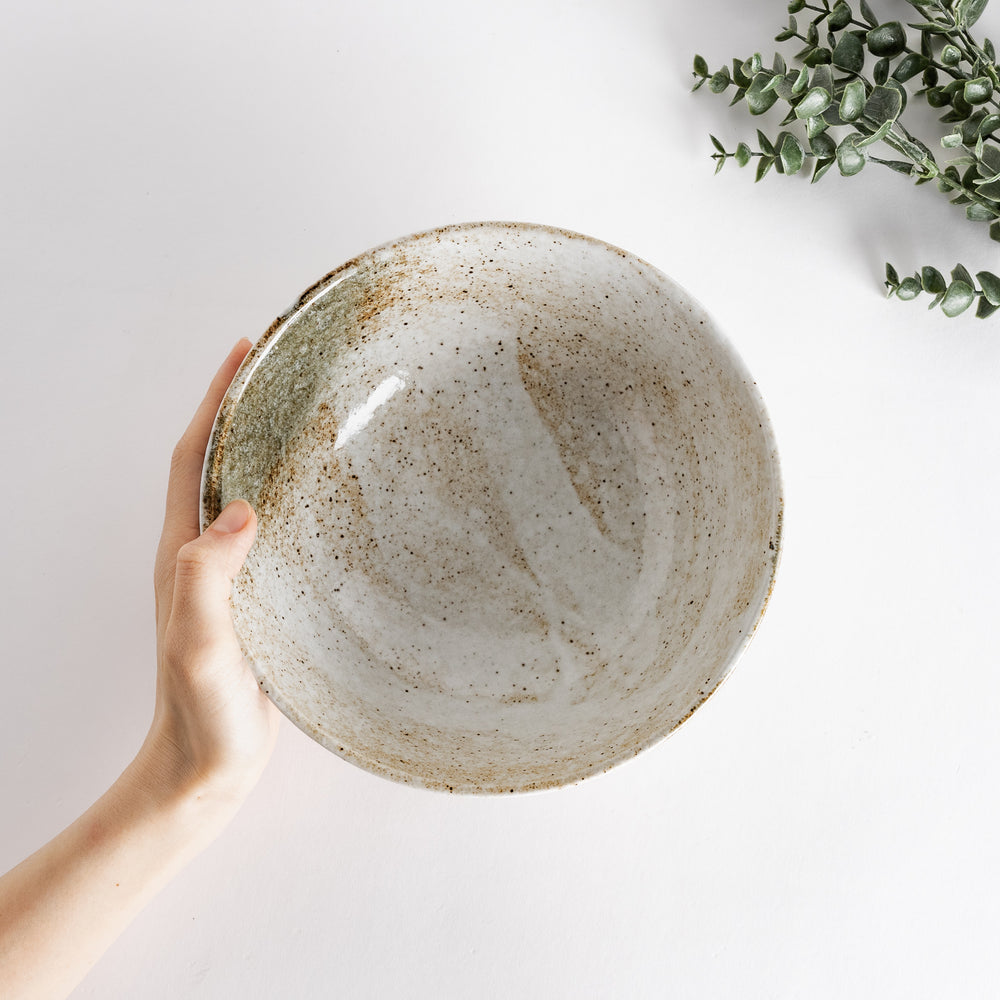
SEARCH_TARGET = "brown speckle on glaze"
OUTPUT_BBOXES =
[202,222,783,794]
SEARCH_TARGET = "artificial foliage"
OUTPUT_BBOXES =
[693,0,1000,317]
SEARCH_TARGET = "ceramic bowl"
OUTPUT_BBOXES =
[202,221,782,793]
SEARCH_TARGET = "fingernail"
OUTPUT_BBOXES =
[213,500,251,534]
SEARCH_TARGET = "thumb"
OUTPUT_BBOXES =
[168,500,258,650]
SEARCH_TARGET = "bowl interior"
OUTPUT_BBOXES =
[203,222,782,792]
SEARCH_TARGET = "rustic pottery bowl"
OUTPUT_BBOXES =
[202,222,782,793]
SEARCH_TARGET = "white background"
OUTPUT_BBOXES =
[3,0,999,996]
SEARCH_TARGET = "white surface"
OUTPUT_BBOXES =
[2,0,998,997]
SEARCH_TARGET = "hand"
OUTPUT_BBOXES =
[0,341,282,1000]
[140,338,280,805]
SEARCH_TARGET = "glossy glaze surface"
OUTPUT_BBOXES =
[203,222,782,792]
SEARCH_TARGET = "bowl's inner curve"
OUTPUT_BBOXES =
[212,225,780,792]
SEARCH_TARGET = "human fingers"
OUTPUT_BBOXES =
[165,499,258,667]
[154,339,253,624]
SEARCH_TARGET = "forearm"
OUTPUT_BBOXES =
[0,343,277,998]
[0,751,239,1000]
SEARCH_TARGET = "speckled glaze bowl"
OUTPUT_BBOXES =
[202,221,782,793]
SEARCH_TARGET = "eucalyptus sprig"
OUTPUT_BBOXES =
[693,0,1000,318]
[884,261,1000,315]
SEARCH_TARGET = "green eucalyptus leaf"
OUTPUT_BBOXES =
[864,85,903,125]
[892,53,929,83]
[964,77,994,105]
[734,142,753,167]
[985,38,997,63]
[884,79,908,115]
[806,21,819,47]
[876,159,919,175]
[788,0,806,13]
[896,276,922,299]
[980,143,1000,174]
[923,66,939,88]
[941,43,962,66]
[803,46,833,67]
[806,115,830,138]
[743,53,763,78]
[867,22,907,58]
[975,178,1000,199]
[926,86,950,109]
[962,113,987,145]
[832,31,865,73]
[780,132,805,174]
[944,77,969,98]
[858,119,894,147]
[757,129,776,156]
[771,131,791,173]
[714,155,726,175]
[774,73,797,101]
[709,69,732,93]
[859,0,878,28]
[885,262,900,286]
[830,1,852,30]
[732,59,752,88]
[991,219,1000,241]
[710,134,726,154]
[791,66,810,95]
[975,296,999,318]
[976,270,1000,305]
[920,266,946,293]
[967,201,998,219]
[950,91,974,119]
[810,64,835,96]
[920,27,933,59]
[873,56,890,85]
[955,0,989,29]
[837,134,867,175]
[795,86,833,118]
[941,132,964,148]
[746,74,780,115]
[840,78,867,121]
[822,103,848,127]
[941,280,975,316]
[952,263,975,287]
[812,156,837,182]
[693,55,710,77]
[755,155,775,182]
[773,52,787,76]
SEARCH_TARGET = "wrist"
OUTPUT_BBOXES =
[121,736,248,846]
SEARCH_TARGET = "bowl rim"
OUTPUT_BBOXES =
[201,219,784,793]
